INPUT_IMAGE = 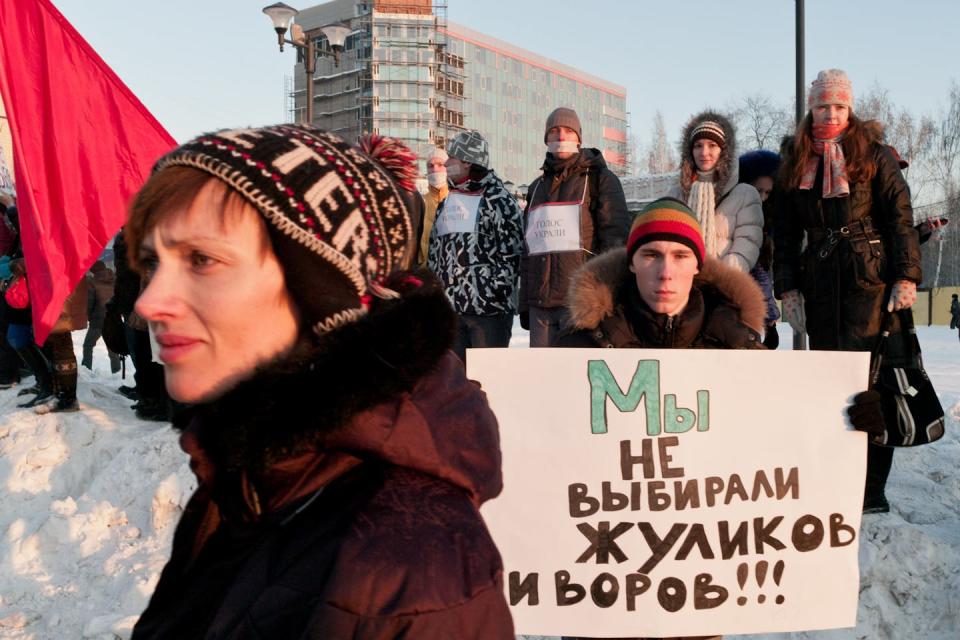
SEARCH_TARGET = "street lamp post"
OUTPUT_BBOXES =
[794,0,808,351]
[262,3,352,125]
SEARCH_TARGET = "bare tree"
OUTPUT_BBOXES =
[856,82,936,195]
[729,94,793,151]
[645,111,677,175]
[917,82,960,287]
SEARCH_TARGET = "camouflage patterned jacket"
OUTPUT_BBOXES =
[428,169,524,316]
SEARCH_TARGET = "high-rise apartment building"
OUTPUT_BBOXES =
[295,0,627,185]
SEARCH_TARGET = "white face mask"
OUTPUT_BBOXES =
[445,163,463,180]
[547,140,580,155]
[427,171,447,188]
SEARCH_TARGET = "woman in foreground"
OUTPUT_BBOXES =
[127,125,513,639]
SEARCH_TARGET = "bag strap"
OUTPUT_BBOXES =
[870,309,924,385]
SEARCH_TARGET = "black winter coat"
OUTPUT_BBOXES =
[520,149,630,310]
[774,138,922,362]
[132,274,514,640]
[555,248,766,350]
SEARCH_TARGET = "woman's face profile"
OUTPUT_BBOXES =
[134,180,300,404]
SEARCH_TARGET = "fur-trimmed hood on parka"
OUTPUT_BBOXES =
[677,110,739,201]
[565,247,767,335]
[174,269,503,508]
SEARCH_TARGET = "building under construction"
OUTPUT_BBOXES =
[294,0,627,185]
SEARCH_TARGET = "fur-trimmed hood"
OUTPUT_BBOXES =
[176,269,503,507]
[678,110,739,200]
[565,248,766,335]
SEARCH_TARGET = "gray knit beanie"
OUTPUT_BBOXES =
[544,107,582,143]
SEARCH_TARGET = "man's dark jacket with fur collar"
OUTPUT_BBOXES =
[520,149,630,311]
[555,248,766,349]
[131,273,514,640]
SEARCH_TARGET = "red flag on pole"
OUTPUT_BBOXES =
[0,0,176,343]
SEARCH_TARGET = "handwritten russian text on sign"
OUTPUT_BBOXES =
[435,190,481,235]
[470,349,868,638]
[525,200,582,254]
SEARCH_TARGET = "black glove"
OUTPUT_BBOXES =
[519,310,530,331]
[846,390,886,436]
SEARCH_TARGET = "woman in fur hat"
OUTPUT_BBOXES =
[125,125,514,639]
[667,111,763,273]
[774,69,922,514]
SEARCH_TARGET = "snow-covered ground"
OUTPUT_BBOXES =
[0,326,958,639]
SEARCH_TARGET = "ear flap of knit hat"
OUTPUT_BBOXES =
[154,125,415,336]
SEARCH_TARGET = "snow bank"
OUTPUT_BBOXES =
[0,328,957,639]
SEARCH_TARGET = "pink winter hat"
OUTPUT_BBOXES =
[808,69,853,109]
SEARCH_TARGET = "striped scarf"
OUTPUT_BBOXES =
[800,123,850,198]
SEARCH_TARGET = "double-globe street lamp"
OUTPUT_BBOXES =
[262,2,351,124]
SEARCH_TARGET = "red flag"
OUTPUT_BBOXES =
[0,0,176,343]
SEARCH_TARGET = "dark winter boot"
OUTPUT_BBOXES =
[863,444,894,514]
[35,392,80,414]
[15,344,53,407]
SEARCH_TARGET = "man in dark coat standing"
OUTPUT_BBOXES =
[520,107,630,347]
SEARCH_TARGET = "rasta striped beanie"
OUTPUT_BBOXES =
[626,197,705,267]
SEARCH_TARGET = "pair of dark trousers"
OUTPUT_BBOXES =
[452,313,513,363]
[125,326,166,402]
[528,305,568,348]
[865,443,894,505]
[0,301,20,384]
[83,294,121,371]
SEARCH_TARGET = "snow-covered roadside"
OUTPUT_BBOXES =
[0,326,957,639]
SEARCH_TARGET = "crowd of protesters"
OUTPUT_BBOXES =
[0,66,935,639]
[0,193,170,419]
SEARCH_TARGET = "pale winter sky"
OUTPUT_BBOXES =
[50,0,960,151]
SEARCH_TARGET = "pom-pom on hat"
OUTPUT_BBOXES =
[690,121,726,149]
[626,197,705,267]
[447,130,490,168]
[153,124,415,336]
[808,69,853,109]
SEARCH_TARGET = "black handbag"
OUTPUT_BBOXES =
[869,310,945,447]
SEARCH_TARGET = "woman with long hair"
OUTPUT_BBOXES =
[774,69,922,514]
[126,125,513,639]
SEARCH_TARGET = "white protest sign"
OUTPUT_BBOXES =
[526,201,582,254]
[435,190,481,235]
[469,348,868,638]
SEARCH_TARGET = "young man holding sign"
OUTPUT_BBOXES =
[557,198,764,352]
[428,130,524,362]
[555,198,883,640]
[520,107,631,347]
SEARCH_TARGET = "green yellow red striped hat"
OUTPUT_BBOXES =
[626,197,705,267]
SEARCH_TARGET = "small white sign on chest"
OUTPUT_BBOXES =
[526,201,582,254]
[435,191,482,236]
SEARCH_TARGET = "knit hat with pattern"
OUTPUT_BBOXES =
[626,197,705,267]
[808,69,853,109]
[447,130,490,168]
[153,124,416,336]
[690,120,726,149]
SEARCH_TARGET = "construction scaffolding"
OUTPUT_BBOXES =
[292,0,466,170]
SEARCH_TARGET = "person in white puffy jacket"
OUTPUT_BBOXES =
[667,111,763,272]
